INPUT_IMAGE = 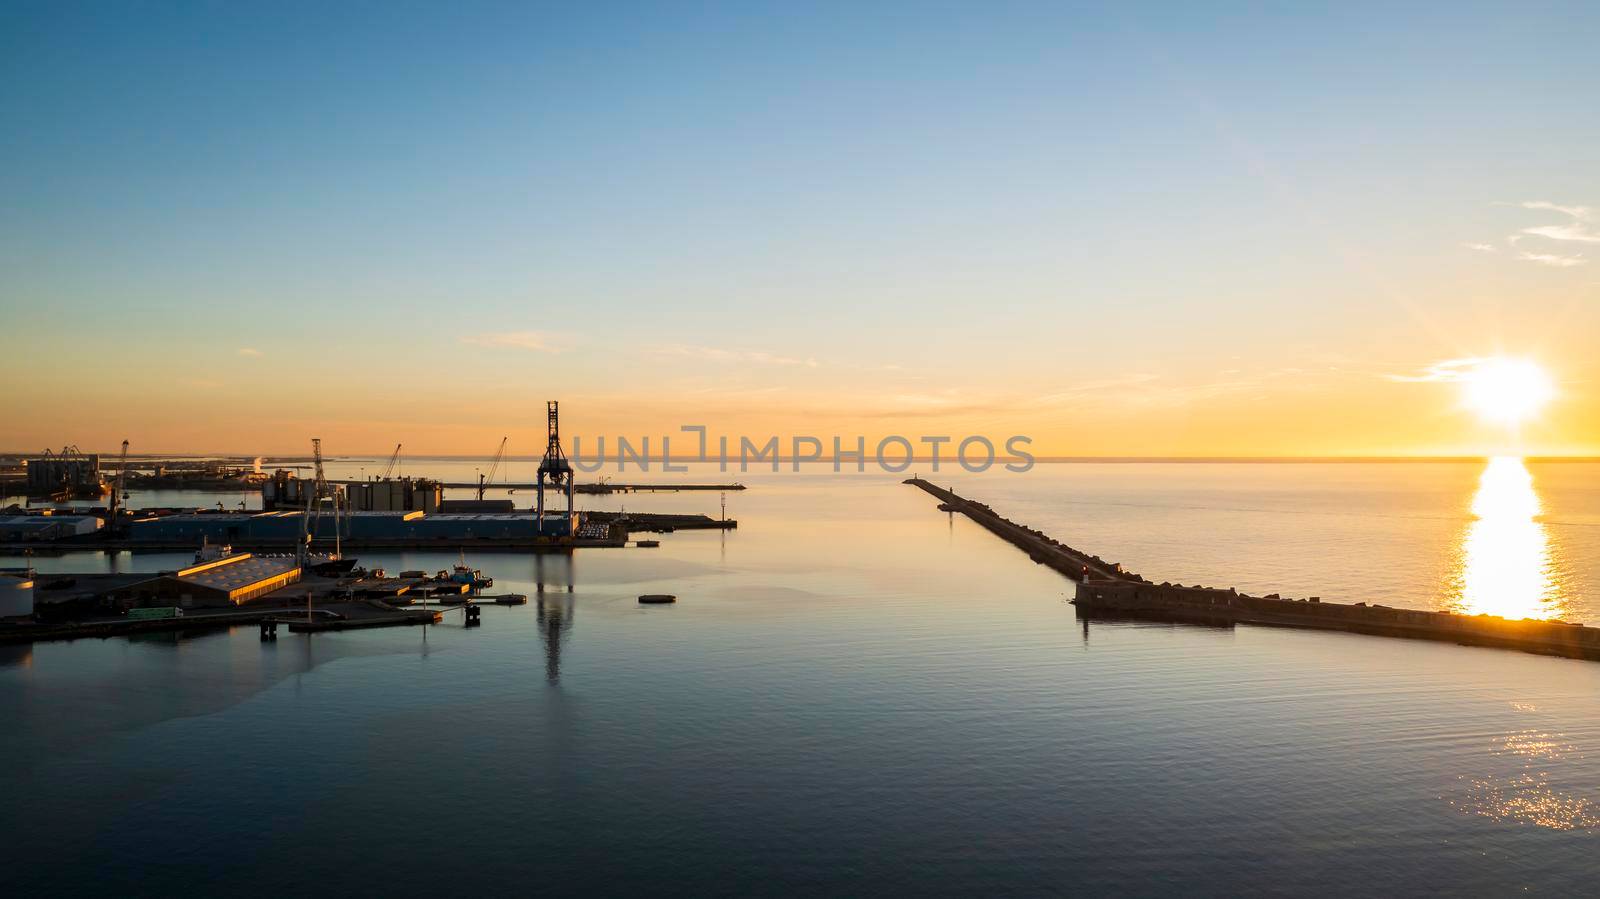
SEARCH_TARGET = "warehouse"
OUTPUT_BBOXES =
[132,553,302,607]
[0,514,103,542]
[128,510,574,544]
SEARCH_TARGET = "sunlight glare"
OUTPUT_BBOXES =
[1462,358,1555,427]
[1448,456,1562,620]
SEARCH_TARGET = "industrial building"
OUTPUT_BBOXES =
[344,477,442,513]
[260,469,311,510]
[131,553,302,607]
[263,471,444,513]
[24,447,104,497]
[22,554,302,613]
[0,514,103,542]
[128,509,577,544]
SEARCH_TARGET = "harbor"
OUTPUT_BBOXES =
[0,402,737,644]
[0,544,542,644]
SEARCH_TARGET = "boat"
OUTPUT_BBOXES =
[448,552,493,589]
[194,537,238,563]
[638,594,677,605]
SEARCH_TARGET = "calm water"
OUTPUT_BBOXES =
[3,461,1598,895]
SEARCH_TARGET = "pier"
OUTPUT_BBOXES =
[906,478,1600,663]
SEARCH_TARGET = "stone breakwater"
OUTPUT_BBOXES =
[905,478,1600,663]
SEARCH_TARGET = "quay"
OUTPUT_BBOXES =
[905,477,1600,663]
[343,481,747,495]
[0,511,733,555]
[0,600,446,644]
[0,560,524,645]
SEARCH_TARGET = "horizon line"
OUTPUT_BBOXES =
[9,452,1598,464]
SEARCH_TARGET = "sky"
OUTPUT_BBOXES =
[2,1,1597,457]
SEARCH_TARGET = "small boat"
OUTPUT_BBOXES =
[448,552,493,589]
[449,564,493,589]
[635,540,660,548]
[194,538,232,563]
[638,594,677,605]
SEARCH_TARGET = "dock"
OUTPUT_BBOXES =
[333,480,745,494]
[0,512,730,555]
[281,601,441,632]
[905,477,1600,663]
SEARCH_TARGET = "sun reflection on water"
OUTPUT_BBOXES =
[1447,457,1563,621]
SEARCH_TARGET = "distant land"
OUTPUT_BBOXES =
[6,452,1596,465]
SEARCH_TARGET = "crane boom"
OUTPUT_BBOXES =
[108,439,130,526]
[479,436,508,501]
[379,443,402,479]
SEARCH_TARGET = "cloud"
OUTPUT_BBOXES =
[653,343,819,367]
[1462,242,1498,253]
[237,347,264,357]
[458,330,570,352]
[1510,200,1600,244]
[1521,223,1600,243]
[1519,200,1594,221]
[1516,251,1587,268]
[1385,358,1484,383]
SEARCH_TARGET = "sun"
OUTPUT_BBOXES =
[1461,358,1555,426]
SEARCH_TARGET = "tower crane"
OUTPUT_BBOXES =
[479,437,508,501]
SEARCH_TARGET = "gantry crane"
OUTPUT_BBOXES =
[536,402,574,531]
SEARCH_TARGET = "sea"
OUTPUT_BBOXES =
[2,459,1597,896]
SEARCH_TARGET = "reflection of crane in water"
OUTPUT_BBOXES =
[533,553,575,684]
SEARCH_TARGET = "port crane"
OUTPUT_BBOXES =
[479,436,508,501]
[302,438,344,565]
[378,443,402,480]
[536,402,575,531]
[106,439,130,530]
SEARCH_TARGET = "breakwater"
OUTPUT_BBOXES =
[905,478,1140,582]
[1075,580,1600,661]
[905,478,1600,663]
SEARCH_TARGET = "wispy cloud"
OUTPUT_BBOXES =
[1472,200,1599,261]
[1385,357,1489,383]
[459,330,570,352]
[237,347,264,357]
[1522,223,1600,243]
[1516,251,1587,268]
[1513,199,1600,244]
[1519,200,1594,220]
[653,343,819,367]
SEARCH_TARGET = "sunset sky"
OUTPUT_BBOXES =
[3,3,1597,457]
